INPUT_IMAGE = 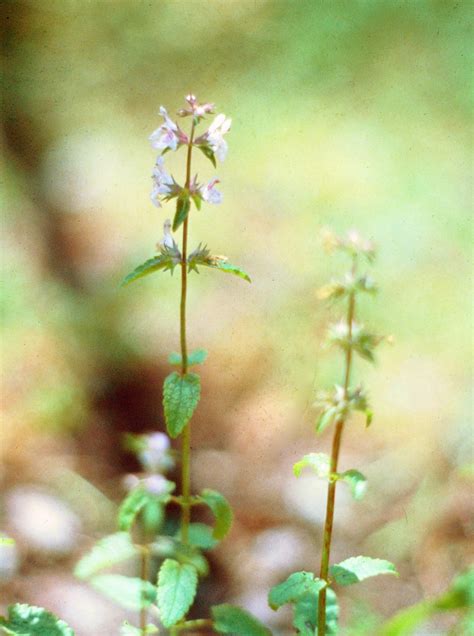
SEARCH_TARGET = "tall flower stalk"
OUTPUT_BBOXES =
[73,95,273,635]
[268,230,398,635]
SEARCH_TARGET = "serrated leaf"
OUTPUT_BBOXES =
[163,372,201,438]
[117,488,152,532]
[199,489,233,540]
[74,532,137,580]
[197,144,217,167]
[0,604,74,636]
[316,406,338,433]
[338,469,368,500]
[187,249,251,282]
[268,571,326,609]
[90,574,156,610]
[157,559,198,628]
[293,453,331,479]
[151,537,209,577]
[173,195,191,232]
[120,622,158,635]
[121,253,178,287]
[330,556,398,586]
[168,349,208,367]
[293,588,339,636]
[212,604,272,636]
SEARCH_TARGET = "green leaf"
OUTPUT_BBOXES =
[177,522,219,550]
[380,568,474,636]
[151,537,209,577]
[157,559,198,628]
[293,453,331,479]
[120,622,158,635]
[338,469,368,500]
[121,252,179,287]
[163,372,201,438]
[187,245,251,282]
[197,144,217,168]
[268,571,326,609]
[0,604,74,636]
[293,588,339,636]
[90,574,157,611]
[191,193,202,210]
[212,604,272,636]
[74,532,137,579]
[330,556,398,586]
[173,195,191,232]
[199,489,233,540]
[316,406,338,433]
[168,349,208,367]
[118,486,172,532]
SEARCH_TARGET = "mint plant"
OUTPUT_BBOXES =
[268,230,398,635]
[73,95,270,636]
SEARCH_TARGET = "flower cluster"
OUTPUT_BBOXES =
[148,95,231,220]
[122,431,175,496]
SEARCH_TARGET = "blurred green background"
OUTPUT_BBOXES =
[1,1,472,634]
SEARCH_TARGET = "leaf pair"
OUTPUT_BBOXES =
[268,571,337,636]
[293,453,368,500]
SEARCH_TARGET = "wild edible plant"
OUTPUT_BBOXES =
[267,230,398,635]
[72,95,271,636]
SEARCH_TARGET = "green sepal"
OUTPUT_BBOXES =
[168,349,208,367]
[173,194,191,232]
[293,453,331,479]
[329,556,398,586]
[197,144,217,168]
[0,604,74,636]
[211,604,272,636]
[187,244,251,282]
[163,372,201,438]
[121,249,180,286]
[74,532,137,579]
[90,575,157,610]
[199,489,233,540]
[338,469,367,500]
[157,559,198,628]
[268,571,326,610]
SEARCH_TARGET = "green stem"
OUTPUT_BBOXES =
[180,119,196,545]
[139,545,150,634]
[317,259,357,636]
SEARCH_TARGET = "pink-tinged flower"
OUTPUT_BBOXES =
[150,156,174,208]
[143,475,169,496]
[206,113,231,162]
[149,107,185,152]
[200,178,222,205]
[178,94,215,118]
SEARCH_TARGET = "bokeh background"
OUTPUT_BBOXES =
[1,1,472,634]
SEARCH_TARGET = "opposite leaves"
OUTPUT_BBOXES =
[330,556,398,586]
[163,372,201,438]
[157,558,198,628]
[0,604,74,636]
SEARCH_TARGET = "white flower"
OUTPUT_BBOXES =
[150,156,174,208]
[206,113,231,162]
[143,475,169,496]
[149,107,180,152]
[158,219,175,250]
[200,178,222,205]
